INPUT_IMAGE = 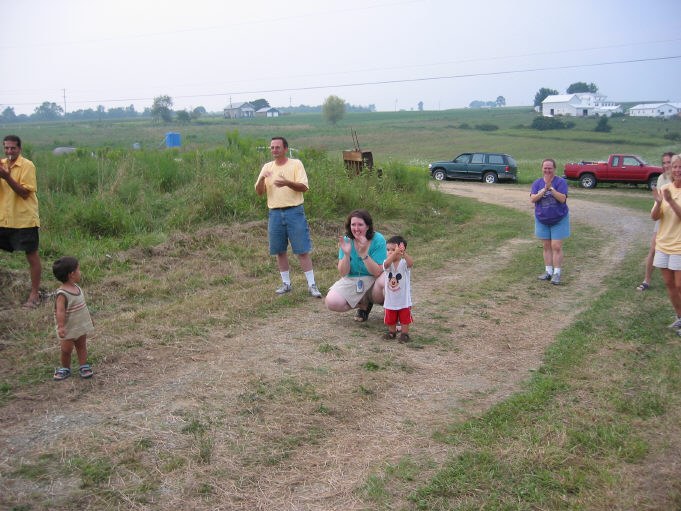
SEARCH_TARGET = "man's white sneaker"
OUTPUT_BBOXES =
[275,283,292,295]
[669,316,681,329]
[308,283,322,298]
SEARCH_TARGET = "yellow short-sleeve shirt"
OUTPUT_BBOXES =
[255,158,308,209]
[0,155,40,228]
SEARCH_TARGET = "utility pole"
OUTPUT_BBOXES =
[62,88,67,116]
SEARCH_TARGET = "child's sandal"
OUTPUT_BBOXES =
[53,367,71,381]
[79,364,93,379]
[398,333,411,344]
[383,331,397,340]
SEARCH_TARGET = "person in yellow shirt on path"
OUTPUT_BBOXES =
[0,135,42,308]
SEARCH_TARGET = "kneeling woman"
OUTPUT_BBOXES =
[325,209,387,322]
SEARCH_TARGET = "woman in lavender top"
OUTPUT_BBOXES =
[530,158,570,285]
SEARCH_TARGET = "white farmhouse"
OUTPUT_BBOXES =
[223,102,256,119]
[628,102,681,118]
[542,93,622,117]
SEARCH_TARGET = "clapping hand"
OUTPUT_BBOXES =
[339,236,352,256]
[273,175,289,187]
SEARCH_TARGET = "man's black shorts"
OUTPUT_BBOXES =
[0,227,39,253]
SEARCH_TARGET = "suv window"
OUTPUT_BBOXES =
[487,154,504,164]
[471,153,484,164]
[454,154,471,164]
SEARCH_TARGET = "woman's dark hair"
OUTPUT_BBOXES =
[344,209,375,240]
[53,256,79,283]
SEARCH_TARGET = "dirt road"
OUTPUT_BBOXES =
[0,182,652,510]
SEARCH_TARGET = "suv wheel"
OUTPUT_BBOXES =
[432,169,446,181]
[483,171,498,184]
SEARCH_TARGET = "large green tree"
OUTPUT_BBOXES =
[1,106,16,122]
[533,87,559,111]
[322,95,346,125]
[250,98,270,111]
[176,110,191,124]
[151,95,174,123]
[567,81,598,94]
[33,101,63,120]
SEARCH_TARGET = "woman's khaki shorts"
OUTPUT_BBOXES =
[328,276,376,308]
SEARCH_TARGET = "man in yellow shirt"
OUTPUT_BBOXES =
[255,136,321,297]
[0,135,42,308]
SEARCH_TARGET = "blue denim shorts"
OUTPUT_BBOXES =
[268,204,313,255]
[535,214,570,240]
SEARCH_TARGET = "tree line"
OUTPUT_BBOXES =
[1,94,375,124]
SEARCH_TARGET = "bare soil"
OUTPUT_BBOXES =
[0,182,660,510]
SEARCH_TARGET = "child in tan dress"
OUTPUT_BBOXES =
[52,256,95,381]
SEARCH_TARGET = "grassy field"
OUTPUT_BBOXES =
[1,110,681,509]
[4,107,680,184]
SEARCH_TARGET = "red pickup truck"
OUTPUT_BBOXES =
[563,154,662,189]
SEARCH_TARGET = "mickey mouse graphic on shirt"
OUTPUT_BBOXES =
[382,235,414,342]
[387,271,402,292]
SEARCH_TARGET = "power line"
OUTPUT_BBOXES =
[6,54,680,109]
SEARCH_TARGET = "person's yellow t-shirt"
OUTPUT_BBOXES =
[0,155,40,228]
[254,158,308,209]
[655,183,681,254]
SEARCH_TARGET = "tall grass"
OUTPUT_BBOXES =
[1,131,447,281]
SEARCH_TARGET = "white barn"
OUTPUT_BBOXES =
[628,102,681,118]
[255,107,280,118]
[223,102,256,119]
[542,93,622,117]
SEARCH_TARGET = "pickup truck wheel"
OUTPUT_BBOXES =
[483,171,498,184]
[648,175,660,190]
[579,173,597,189]
[432,169,446,181]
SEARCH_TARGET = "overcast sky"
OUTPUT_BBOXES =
[3,0,681,115]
